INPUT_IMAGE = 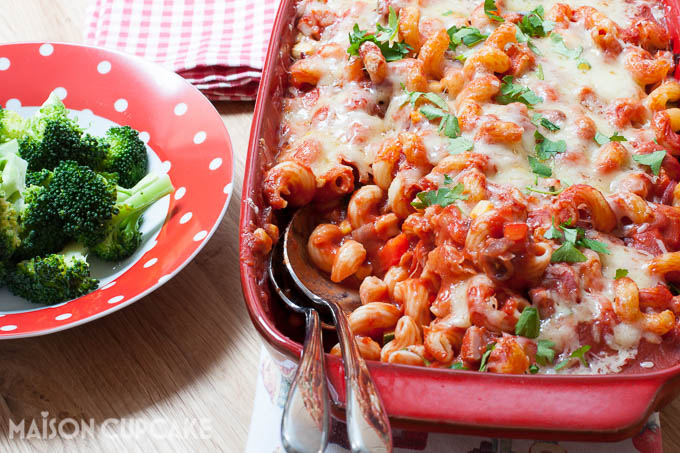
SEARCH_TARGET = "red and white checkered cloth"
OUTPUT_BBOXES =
[84,0,280,101]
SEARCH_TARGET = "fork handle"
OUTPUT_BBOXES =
[330,303,393,453]
[281,308,330,453]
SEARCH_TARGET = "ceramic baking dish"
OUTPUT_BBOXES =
[240,0,680,440]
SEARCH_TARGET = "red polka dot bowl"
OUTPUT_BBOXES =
[0,42,233,337]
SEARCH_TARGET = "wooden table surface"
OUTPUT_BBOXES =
[2,1,680,452]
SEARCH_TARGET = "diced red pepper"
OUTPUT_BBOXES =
[378,233,409,271]
[503,223,528,241]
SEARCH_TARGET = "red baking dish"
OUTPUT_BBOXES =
[240,0,680,441]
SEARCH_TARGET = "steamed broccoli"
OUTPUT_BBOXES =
[5,243,99,304]
[91,172,174,261]
[0,107,26,143]
[41,160,118,246]
[0,140,67,261]
[99,126,148,188]
[0,141,27,261]
[18,93,106,171]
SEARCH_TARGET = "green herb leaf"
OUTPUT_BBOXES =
[579,237,611,255]
[447,25,488,51]
[448,136,474,154]
[550,33,583,59]
[515,307,540,338]
[551,241,587,263]
[544,217,563,240]
[497,76,543,106]
[529,364,540,373]
[404,88,449,109]
[668,282,680,296]
[528,156,552,177]
[615,269,629,280]
[443,174,454,185]
[382,331,395,345]
[517,6,555,38]
[537,64,544,80]
[535,131,566,160]
[531,114,560,131]
[633,150,666,176]
[555,345,592,370]
[484,0,504,22]
[479,342,497,372]
[536,339,556,365]
[347,19,412,62]
[526,185,563,196]
[443,10,454,16]
[594,131,627,145]
[419,105,461,138]
[450,362,468,370]
[411,183,468,209]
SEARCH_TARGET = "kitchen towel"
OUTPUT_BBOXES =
[84,0,280,100]
[245,346,663,453]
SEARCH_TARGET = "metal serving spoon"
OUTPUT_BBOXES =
[269,239,330,453]
[283,207,393,453]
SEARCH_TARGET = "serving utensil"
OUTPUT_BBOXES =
[269,240,330,453]
[283,207,393,453]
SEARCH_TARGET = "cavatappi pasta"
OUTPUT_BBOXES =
[260,0,680,374]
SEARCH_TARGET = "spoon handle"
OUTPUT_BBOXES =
[330,303,393,453]
[281,308,330,453]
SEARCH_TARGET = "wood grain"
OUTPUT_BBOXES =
[1,1,680,452]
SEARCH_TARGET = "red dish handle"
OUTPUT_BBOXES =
[325,357,672,440]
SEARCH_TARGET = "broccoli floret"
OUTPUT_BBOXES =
[42,161,118,246]
[0,107,26,144]
[99,126,148,188]
[18,93,107,171]
[5,243,99,304]
[0,141,26,261]
[91,173,174,261]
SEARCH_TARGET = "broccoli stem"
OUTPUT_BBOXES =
[61,242,90,264]
[112,173,173,224]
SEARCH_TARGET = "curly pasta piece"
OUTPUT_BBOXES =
[348,302,402,336]
[359,41,387,84]
[264,160,316,209]
[553,185,617,232]
[381,315,422,361]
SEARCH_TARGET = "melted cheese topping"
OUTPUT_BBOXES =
[279,0,674,374]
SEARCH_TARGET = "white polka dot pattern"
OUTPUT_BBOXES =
[108,296,124,304]
[174,103,188,116]
[97,60,112,74]
[193,131,206,144]
[39,43,54,56]
[0,57,10,70]
[180,212,193,224]
[193,231,208,241]
[114,98,128,112]
[55,313,73,321]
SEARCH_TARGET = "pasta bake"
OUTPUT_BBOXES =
[258,0,680,374]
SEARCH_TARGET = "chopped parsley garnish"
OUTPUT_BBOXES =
[545,217,611,263]
[528,155,552,177]
[382,331,395,345]
[529,364,540,373]
[594,131,627,145]
[516,6,555,38]
[535,131,566,160]
[484,0,504,22]
[537,64,544,80]
[447,25,488,51]
[443,174,454,185]
[411,183,468,209]
[479,342,497,372]
[496,76,543,106]
[448,136,474,154]
[420,104,461,138]
[633,150,666,176]
[403,87,448,109]
[450,362,468,370]
[515,307,540,338]
[526,185,563,196]
[531,114,560,131]
[442,10,454,16]
[347,8,411,62]
[536,339,556,365]
[554,345,591,370]
[615,269,629,280]
[550,33,582,59]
